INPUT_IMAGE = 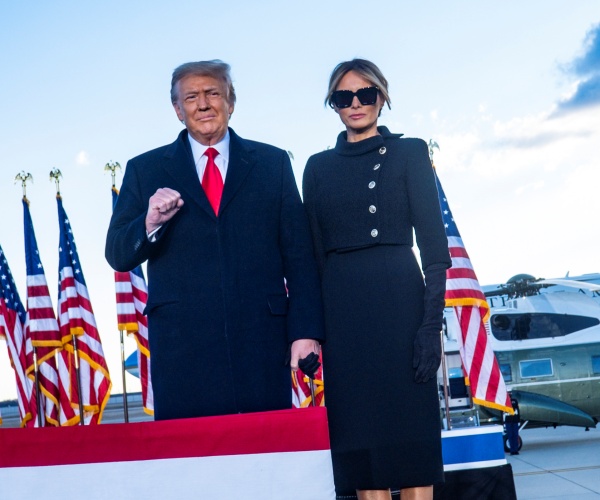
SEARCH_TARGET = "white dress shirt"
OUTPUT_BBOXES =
[189,130,230,182]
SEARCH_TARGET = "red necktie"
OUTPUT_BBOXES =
[202,147,223,215]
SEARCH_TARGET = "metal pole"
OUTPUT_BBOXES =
[120,329,129,422]
[428,142,451,429]
[440,328,452,430]
[309,379,316,407]
[33,347,44,427]
[72,335,85,425]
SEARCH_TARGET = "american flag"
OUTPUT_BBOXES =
[434,170,512,413]
[112,188,154,415]
[23,198,66,426]
[56,195,111,425]
[0,244,35,426]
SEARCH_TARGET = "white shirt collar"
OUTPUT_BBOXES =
[188,130,230,166]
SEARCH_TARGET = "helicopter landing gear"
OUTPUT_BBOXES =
[503,434,523,453]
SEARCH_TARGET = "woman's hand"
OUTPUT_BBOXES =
[413,328,442,383]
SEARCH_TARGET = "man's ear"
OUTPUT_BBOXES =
[173,103,184,122]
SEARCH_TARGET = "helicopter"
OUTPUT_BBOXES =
[441,273,600,445]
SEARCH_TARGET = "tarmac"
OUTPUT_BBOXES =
[508,425,600,499]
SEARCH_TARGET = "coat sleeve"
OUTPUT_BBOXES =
[403,139,451,334]
[278,151,326,344]
[105,158,157,272]
[405,139,452,271]
[301,159,327,277]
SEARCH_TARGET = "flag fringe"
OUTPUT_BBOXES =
[118,322,139,333]
[62,344,111,381]
[30,339,63,348]
[62,345,113,424]
[472,396,513,415]
[128,332,151,358]
[29,346,61,367]
[445,298,491,322]
[19,412,33,428]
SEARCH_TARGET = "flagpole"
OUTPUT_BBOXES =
[71,334,86,424]
[105,161,130,423]
[32,349,44,427]
[50,168,85,425]
[439,327,452,430]
[15,172,44,427]
[120,329,129,422]
[427,141,453,430]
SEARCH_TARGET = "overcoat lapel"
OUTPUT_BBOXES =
[160,130,216,218]
[219,128,256,214]
[159,128,256,218]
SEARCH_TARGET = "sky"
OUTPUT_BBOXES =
[1,1,599,402]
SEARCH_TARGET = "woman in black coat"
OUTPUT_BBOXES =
[302,59,451,500]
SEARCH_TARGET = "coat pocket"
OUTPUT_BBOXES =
[143,299,179,316]
[267,294,289,316]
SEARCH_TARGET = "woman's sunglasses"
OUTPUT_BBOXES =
[330,86,379,109]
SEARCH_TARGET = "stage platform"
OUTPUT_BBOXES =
[0,406,336,499]
[3,398,597,498]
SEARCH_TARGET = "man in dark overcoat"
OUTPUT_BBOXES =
[106,60,324,420]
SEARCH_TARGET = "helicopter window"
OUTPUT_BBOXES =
[492,315,511,330]
[490,313,599,341]
[519,359,553,378]
[592,356,600,375]
[499,363,512,383]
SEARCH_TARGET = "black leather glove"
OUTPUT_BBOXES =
[413,264,447,383]
[413,327,442,383]
[298,352,320,380]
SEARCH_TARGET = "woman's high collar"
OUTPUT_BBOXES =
[334,126,401,156]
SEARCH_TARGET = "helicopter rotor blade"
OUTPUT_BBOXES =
[536,279,600,291]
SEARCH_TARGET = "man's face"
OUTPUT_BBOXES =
[173,74,234,146]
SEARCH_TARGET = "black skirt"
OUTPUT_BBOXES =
[321,244,444,495]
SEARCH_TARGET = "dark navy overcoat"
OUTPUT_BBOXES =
[106,128,324,420]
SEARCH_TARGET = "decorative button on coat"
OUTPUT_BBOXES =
[379,147,386,154]
[368,181,376,189]
[373,164,380,170]
[369,205,376,213]
[371,229,378,237]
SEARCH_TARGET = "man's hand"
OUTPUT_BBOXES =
[290,339,320,371]
[145,188,184,233]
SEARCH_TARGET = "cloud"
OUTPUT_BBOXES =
[430,103,600,283]
[555,23,600,113]
[493,128,592,149]
[76,150,90,165]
